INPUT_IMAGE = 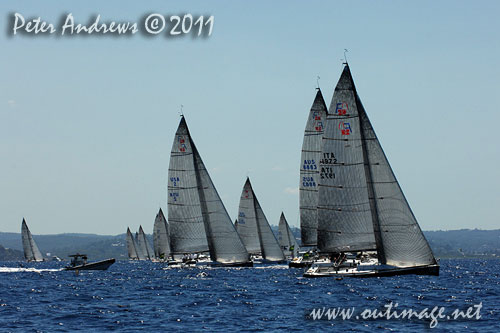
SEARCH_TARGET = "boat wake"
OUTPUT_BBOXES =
[254,264,289,270]
[0,267,63,273]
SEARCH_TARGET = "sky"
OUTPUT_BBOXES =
[1,1,499,235]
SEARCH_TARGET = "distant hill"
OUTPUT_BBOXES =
[0,244,24,260]
[0,232,129,261]
[275,226,500,259]
[1,228,499,261]
[424,229,500,258]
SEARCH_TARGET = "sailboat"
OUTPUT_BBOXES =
[136,226,152,260]
[304,64,439,278]
[299,88,328,248]
[126,227,139,260]
[289,88,331,268]
[21,218,44,262]
[277,212,299,258]
[237,178,285,263]
[153,208,171,261]
[167,116,252,267]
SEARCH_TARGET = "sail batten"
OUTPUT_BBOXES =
[299,89,328,247]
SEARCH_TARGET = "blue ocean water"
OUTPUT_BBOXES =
[0,259,498,332]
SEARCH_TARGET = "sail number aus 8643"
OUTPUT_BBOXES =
[303,159,317,170]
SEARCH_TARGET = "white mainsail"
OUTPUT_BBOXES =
[136,226,151,260]
[236,178,261,254]
[126,227,139,260]
[168,117,209,255]
[21,218,43,262]
[300,89,328,247]
[318,65,377,253]
[238,178,285,262]
[153,208,171,260]
[278,212,299,258]
[168,117,250,264]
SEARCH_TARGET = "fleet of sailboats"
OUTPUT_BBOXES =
[119,62,438,277]
[14,60,438,279]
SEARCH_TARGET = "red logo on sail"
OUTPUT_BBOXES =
[178,135,187,152]
[339,122,352,135]
[336,102,348,116]
[313,112,323,131]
